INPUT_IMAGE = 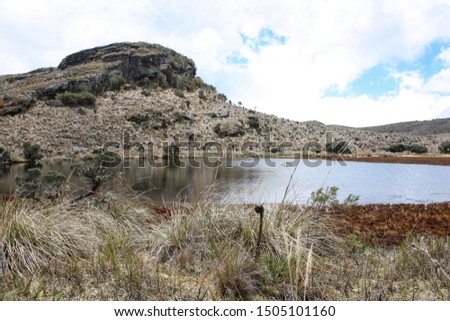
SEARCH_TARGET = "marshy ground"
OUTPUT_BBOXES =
[0,192,449,301]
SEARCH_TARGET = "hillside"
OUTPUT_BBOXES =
[1,42,449,160]
[361,118,450,135]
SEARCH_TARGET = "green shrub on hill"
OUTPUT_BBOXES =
[23,142,42,164]
[386,144,406,153]
[439,141,450,154]
[0,145,11,164]
[57,91,96,107]
[325,140,352,154]
[407,144,428,154]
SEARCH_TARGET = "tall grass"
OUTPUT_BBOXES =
[0,191,448,300]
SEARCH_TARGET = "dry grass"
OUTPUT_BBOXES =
[0,193,448,301]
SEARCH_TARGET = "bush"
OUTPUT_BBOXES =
[386,144,406,153]
[0,145,11,164]
[438,141,450,154]
[72,151,120,194]
[57,91,96,107]
[107,70,126,91]
[23,142,43,164]
[407,144,428,154]
[16,169,66,199]
[325,140,352,154]
[310,186,359,208]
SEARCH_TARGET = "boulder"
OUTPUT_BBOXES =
[46,99,64,107]
[217,111,229,118]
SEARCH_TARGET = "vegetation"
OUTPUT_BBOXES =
[386,143,428,154]
[16,168,66,199]
[310,186,359,208]
[408,144,428,154]
[106,70,126,91]
[0,190,448,300]
[57,91,97,107]
[438,141,450,154]
[325,140,352,154]
[71,151,119,196]
[386,143,406,153]
[22,142,42,164]
[0,145,11,164]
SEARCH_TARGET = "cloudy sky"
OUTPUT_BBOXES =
[2,0,450,126]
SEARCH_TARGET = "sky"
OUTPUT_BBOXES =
[2,0,450,127]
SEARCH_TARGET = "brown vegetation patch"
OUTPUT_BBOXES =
[342,156,450,166]
[328,202,450,246]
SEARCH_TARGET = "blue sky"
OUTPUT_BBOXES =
[325,40,450,99]
[2,0,450,126]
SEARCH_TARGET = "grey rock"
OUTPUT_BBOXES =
[141,89,150,96]
[76,107,87,116]
[217,111,229,118]
[46,99,64,107]
[184,113,195,121]
[73,146,88,154]
[58,42,197,81]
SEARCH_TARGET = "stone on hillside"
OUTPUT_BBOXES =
[217,111,229,118]
[46,99,64,107]
[76,107,87,116]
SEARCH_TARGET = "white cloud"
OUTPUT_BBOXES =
[2,0,450,126]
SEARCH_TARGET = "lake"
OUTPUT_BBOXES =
[1,158,449,204]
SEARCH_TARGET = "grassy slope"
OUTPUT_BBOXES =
[1,87,449,161]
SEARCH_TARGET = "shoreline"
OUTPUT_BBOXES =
[6,153,450,166]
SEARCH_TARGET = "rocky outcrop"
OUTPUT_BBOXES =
[0,42,198,116]
[58,42,196,81]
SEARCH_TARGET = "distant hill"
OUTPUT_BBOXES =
[361,118,450,135]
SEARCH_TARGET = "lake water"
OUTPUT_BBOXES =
[0,158,449,204]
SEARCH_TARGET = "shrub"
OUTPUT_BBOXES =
[438,141,450,154]
[325,140,352,154]
[107,70,126,91]
[16,169,66,199]
[407,144,428,154]
[310,186,359,208]
[72,151,120,194]
[57,91,96,107]
[23,142,43,164]
[386,144,406,153]
[0,145,11,164]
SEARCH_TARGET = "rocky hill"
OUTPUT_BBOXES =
[1,42,449,160]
